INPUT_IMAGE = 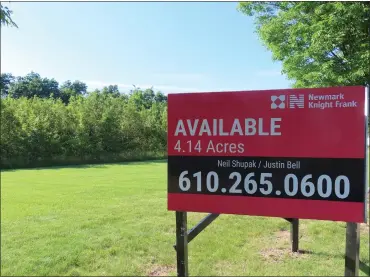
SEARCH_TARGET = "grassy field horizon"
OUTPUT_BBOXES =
[1,160,369,276]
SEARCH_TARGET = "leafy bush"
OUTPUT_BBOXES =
[1,91,168,169]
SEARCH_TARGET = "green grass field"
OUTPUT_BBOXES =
[1,161,369,276]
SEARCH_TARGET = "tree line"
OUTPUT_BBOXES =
[2,2,368,169]
[1,72,168,169]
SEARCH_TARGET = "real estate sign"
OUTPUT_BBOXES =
[167,86,368,223]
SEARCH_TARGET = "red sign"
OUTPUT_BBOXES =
[167,86,368,223]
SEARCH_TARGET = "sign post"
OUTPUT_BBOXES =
[167,86,368,276]
[291,218,299,252]
[344,85,369,277]
[175,211,188,277]
[344,222,360,276]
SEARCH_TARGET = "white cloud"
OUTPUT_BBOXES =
[82,80,204,94]
[83,80,247,95]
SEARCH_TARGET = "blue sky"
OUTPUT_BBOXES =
[1,2,292,94]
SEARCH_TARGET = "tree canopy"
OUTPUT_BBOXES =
[6,72,61,99]
[238,2,370,88]
[0,4,18,28]
[0,72,168,169]
[0,72,168,105]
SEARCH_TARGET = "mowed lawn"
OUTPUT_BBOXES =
[1,161,369,276]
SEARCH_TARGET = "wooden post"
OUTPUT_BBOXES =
[290,218,299,252]
[176,211,188,277]
[344,222,360,276]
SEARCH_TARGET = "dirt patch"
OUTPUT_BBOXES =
[275,223,309,243]
[148,265,176,276]
[260,248,287,262]
[273,230,291,247]
[276,230,290,240]
[260,247,311,262]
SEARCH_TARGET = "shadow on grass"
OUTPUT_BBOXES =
[296,249,369,275]
[296,249,314,255]
[360,261,370,276]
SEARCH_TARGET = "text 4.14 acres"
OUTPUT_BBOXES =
[173,118,282,154]
[174,140,244,154]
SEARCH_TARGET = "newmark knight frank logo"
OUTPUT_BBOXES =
[271,94,305,109]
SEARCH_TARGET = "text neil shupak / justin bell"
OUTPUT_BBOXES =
[218,160,301,169]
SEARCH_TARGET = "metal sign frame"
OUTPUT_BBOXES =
[168,86,369,277]
[174,212,364,277]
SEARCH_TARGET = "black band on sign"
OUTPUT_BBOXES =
[168,156,365,202]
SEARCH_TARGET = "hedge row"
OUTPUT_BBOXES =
[0,92,168,169]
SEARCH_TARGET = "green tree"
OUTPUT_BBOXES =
[154,91,168,104]
[60,80,87,95]
[237,2,370,88]
[0,98,25,166]
[0,72,168,169]
[129,87,167,110]
[101,85,120,97]
[8,72,61,99]
[60,80,87,104]
[0,4,18,28]
[0,73,15,97]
